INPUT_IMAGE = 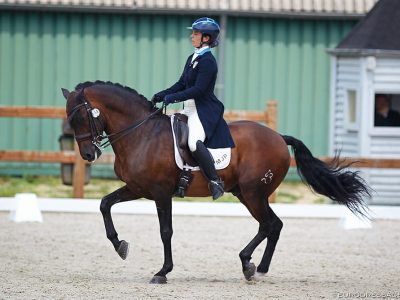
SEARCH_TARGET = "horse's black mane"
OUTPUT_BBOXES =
[75,80,148,101]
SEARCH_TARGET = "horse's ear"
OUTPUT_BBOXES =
[61,88,70,100]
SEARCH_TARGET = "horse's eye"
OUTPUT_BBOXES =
[70,110,84,127]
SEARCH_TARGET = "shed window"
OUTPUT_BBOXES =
[374,93,400,127]
[348,90,357,123]
[345,89,358,130]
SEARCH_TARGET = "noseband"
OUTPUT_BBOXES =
[67,90,164,159]
[67,93,105,157]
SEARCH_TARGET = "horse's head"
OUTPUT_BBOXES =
[62,87,104,162]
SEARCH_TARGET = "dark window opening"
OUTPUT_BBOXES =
[374,93,400,127]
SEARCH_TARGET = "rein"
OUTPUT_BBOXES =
[100,105,164,149]
[67,91,165,157]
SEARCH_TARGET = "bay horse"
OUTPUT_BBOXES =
[62,81,369,284]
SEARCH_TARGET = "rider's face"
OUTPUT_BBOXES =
[191,30,209,48]
[191,30,202,48]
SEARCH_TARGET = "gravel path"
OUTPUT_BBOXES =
[1,211,399,299]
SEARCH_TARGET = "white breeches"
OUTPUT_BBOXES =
[182,99,206,152]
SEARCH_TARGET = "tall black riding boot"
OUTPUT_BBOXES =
[191,140,224,200]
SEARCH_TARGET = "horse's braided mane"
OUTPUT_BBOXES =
[74,80,148,101]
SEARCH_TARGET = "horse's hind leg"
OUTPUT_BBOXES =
[256,206,283,275]
[236,192,283,280]
[100,185,137,260]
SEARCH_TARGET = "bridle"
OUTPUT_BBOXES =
[67,90,164,159]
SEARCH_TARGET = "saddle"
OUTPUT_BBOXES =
[171,113,231,198]
[172,113,197,167]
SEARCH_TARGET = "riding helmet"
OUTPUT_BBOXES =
[187,17,220,48]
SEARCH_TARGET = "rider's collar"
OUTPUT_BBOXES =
[194,45,210,55]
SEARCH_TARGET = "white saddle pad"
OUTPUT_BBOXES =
[170,116,231,171]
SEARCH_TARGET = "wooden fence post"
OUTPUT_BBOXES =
[72,142,85,198]
[266,100,278,203]
[266,100,277,130]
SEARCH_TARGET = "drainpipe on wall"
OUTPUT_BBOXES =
[216,14,227,103]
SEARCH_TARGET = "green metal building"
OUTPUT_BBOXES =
[0,0,376,176]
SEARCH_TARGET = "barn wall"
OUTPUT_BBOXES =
[0,11,196,175]
[0,10,356,176]
[225,17,354,157]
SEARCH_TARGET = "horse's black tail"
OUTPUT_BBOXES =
[282,135,371,218]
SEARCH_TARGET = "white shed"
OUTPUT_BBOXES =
[329,0,400,205]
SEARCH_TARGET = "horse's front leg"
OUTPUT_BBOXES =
[100,185,138,260]
[150,199,173,284]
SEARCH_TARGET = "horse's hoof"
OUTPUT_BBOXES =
[150,275,167,284]
[117,240,129,260]
[243,263,256,281]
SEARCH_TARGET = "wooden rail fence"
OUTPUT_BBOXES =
[0,101,277,198]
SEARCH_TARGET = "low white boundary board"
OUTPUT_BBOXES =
[1,197,399,220]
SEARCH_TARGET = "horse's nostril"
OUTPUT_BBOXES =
[85,152,94,161]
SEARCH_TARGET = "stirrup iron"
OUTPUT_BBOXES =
[209,179,224,200]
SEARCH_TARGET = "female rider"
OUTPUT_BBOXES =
[152,17,235,200]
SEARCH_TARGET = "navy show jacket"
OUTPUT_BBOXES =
[156,51,235,149]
